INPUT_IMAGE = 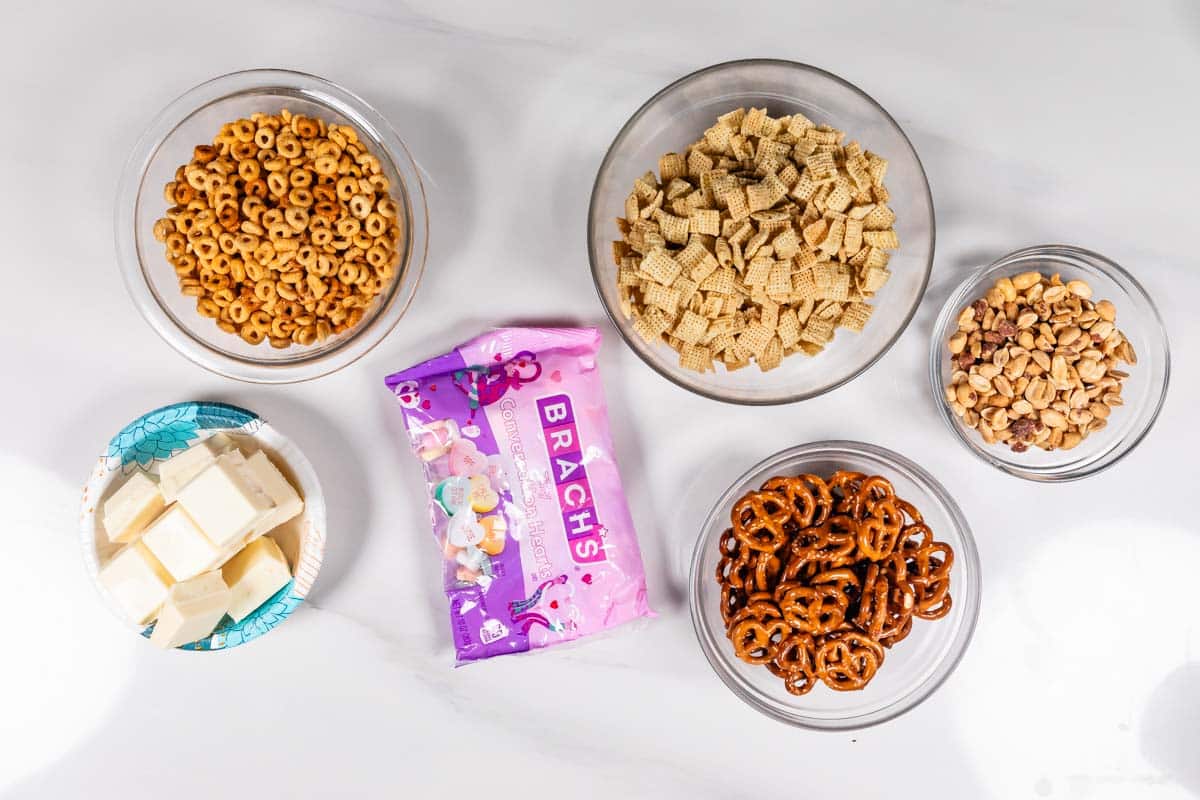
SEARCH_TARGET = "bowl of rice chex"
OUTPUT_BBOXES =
[588,59,934,404]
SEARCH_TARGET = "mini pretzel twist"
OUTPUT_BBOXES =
[816,632,885,691]
[715,470,955,694]
[731,491,792,553]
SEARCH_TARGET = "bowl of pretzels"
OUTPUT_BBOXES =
[689,440,980,730]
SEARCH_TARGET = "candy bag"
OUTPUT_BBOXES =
[384,327,652,663]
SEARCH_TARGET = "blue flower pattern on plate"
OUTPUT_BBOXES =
[106,402,256,471]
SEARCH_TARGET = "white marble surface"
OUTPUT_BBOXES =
[2,1,1198,797]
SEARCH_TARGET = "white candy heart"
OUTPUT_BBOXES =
[447,511,484,548]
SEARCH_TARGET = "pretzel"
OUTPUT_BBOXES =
[816,632,885,691]
[752,552,783,593]
[730,617,790,664]
[770,633,819,696]
[776,583,848,635]
[731,491,792,552]
[857,510,901,561]
[714,470,955,694]
[761,476,818,527]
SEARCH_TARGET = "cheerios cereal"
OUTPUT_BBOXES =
[154,110,403,348]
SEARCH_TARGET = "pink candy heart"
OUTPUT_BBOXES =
[448,437,487,477]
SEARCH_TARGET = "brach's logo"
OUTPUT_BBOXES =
[536,393,608,564]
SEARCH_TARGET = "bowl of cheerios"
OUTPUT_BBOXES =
[116,69,428,383]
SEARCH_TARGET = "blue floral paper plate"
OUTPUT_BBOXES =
[80,401,327,650]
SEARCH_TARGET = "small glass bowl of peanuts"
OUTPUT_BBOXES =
[929,245,1169,481]
[116,69,428,382]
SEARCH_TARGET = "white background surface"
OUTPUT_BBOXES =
[1,1,1198,798]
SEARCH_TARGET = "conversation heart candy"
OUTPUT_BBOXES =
[447,510,484,548]
[448,438,486,477]
[434,475,472,515]
[416,419,459,461]
[456,544,487,571]
[456,565,482,584]
[478,514,508,556]
[468,475,500,513]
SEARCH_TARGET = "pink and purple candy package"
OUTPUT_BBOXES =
[384,327,652,663]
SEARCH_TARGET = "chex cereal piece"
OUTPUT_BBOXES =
[689,208,721,236]
[864,247,890,269]
[744,257,773,287]
[862,229,899,249]
[793,268,819,301]
[860,266,890,293]
[767,261,793,299]
[643,282,681,313]
[737,321,775,358]
[641,248,682,285]
[772,227,800,259]
[801,316,835,345]
[759,299,780,331]
[758,335,784,372]
[654,210,690,245]
[838,302,874,332]
[673,310,709,345]
[862,204,895,231]
[778,308,801,348]
[679,343,713,373]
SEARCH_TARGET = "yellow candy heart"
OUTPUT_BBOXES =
[469,475,500,513]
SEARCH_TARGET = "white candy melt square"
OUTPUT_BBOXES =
[140,505,223,582]
[102,472,165,544]
[98,542,174,625]
[222,536,292,623]
[157,433,236,502]
[175,451,275,550]
[244,451,304,537]
[150,571,232,649]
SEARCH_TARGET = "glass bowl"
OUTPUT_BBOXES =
[588,59,934,404]
[929,245,1170,481]
[115,69,428,383]
[689,441,980,730]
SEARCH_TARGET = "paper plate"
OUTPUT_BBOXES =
[79,401,326,650]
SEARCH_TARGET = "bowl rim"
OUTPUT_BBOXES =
[114,68,429,384]
[688,439,981,730]
[587,58,936,405]
[79,400,327,651]
[927,243,1171,482]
